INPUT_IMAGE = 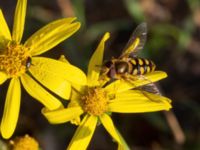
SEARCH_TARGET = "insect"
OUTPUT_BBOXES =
[26,56,32,69]
[100,23,160,95]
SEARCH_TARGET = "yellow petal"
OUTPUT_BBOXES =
[87,32,110,87]
[0,71,8,85]
[1,78,21,139]
[29,57,86,98]
[100,114,123,145]
[108,90,172,113]
[20,73,62,110]
[42,106,83,124]
[0,9,11,44]
[67,100,82,125]
[67,88,84,125]
[67,115,97,150]
[71,89,82,103]
[116,129,130,150]
[12,0,27,43]
[105,71,167,94]
[59,55,70,64]
[58,55,85,94]
[30,57,86,85]
[24,18,80,56]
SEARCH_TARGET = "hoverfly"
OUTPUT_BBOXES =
[100,23,160,95]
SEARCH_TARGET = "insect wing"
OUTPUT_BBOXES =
[140,83,161,95]
[123,74,163,102]
[120,22,147,58]
[133,74,161,95]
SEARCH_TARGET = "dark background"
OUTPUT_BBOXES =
[0,0,200,149]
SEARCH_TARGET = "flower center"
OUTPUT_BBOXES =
[0,41,30,77]
[10,134,39,150]
[81,87,108,116]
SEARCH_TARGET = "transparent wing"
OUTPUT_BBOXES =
[120,22,147,58]
[140,83,161,95]
[124,74,162,102]
[134,74,161,95]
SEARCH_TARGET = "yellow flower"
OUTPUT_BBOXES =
[42,33,172,150]
[0,0,86,139]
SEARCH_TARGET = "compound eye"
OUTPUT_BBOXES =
[116,62,128,74]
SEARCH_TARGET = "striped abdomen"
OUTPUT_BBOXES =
[129,57,156,75]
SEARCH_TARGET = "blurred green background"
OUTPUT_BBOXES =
[0,0,200,149]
